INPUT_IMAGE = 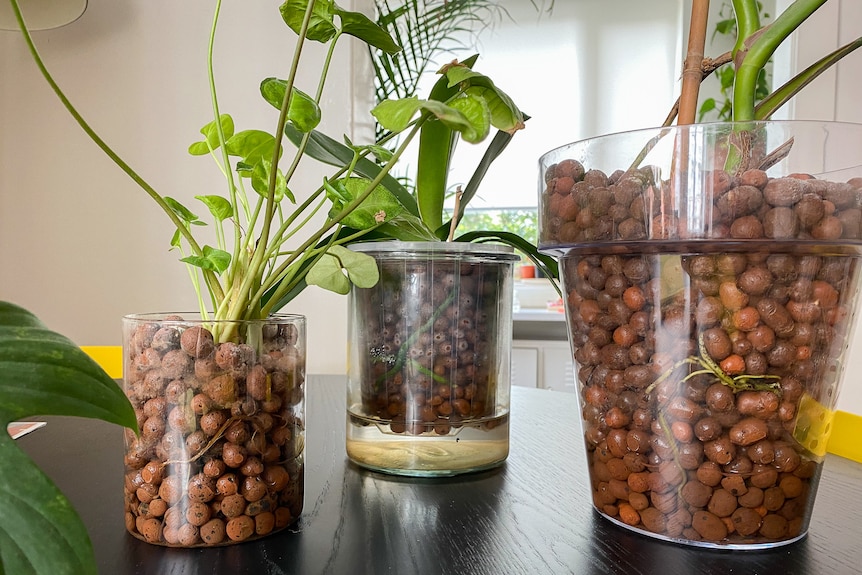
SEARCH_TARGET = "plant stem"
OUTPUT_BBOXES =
[733,0,828,122]
[730,0,761,58]
[226,0,318,323]
[8,0,225,304]
[259,120,425,316]
[207,0,242,304]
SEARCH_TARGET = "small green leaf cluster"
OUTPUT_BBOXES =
[130,0,548,324]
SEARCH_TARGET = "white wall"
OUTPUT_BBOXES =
[0,0,374,374]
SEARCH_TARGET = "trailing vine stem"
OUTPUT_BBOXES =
[646,333,782,397]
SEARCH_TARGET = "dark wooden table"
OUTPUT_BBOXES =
[18,375,862,575]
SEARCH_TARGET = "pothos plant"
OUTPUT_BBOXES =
[14,0,554,336]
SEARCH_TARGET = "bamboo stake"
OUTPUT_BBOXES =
[678,0,711,124]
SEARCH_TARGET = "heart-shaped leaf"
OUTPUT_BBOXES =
[280,0,336,43]
[0,301,137,575]
[334,7,401,54]
[188,114,235,156]
[306,245,379,293]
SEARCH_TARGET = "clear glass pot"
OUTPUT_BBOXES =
[539,121,862,548]
[121,313,306,546]
[346,241,519,476]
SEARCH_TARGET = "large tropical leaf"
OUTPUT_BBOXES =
[0,301,137,575]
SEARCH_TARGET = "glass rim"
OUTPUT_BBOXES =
[122,312,306,323]
[539,119,862,162]
[349,240,519,260]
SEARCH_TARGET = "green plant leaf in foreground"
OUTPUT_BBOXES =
[0,301,138,575]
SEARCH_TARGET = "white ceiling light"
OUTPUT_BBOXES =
[0,0,87,31]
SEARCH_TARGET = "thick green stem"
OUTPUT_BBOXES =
[733,0,828,122]
[730,0,761,58]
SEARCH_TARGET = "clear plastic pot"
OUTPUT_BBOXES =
[539,121,862,548]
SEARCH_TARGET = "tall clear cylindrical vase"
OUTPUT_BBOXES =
[121,313,306,547]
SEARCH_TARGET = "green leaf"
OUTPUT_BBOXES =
[0,301,137,575]
[170,229,181,249]
[698,98,717,122]
[195,195,233,221]
[370,97,425,132]
[280,0,337,42]
[251,159,292,203]
[375,212,439,242]
[756,35,862,120]
[282,123,420,216]
[415,116,453,232]
[371,97,472,135]
[441,129,518,237]
[306,245,379,293]
[225,130,279,173]
[188,114,235,156]
[180,245,231,274]
[453,231,561,296]
[715,18,736,35]
[260,79,321,133]
[445,67,524,132]
[334,7,401,54]
[448,93,490,144]
[363,144,394,163]
[164,197,200,224]
[326,177,406,229]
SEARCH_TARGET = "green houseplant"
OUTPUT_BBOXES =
[8,0,552,554]
[538,0,862,548]
[0,301,136,574]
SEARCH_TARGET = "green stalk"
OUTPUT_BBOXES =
[224,0,318,323]
[730,0,761,58]
[207,0,242,300]
[258,120,425,316]
[733,0,828,122]
[8,0,225,304]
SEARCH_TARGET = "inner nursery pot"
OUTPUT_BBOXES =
[122,313,306,547]
[538,121,862,548]
[346,241,519,476]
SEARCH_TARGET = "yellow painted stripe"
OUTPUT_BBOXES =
[827,410,862,463]
[81,346,123,379]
